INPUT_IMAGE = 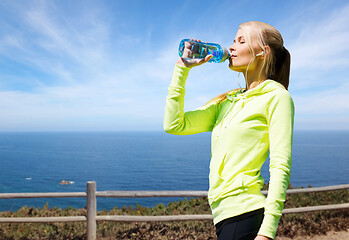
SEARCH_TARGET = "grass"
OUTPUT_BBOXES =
[0,185,348,239]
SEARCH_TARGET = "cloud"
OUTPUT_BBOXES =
[0,1,178,131]
[0,1,348,131]
[292,79,349,130]
[285,2,349,129]
[293,81,349,115]
[0,1,118,85]
[23,1,111,67]
[289,3,349,72]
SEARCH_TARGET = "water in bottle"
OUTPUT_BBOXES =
[178,39,230,63]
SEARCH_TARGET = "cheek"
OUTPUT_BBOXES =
[239,48,253,61]
[229,47,253,70]
[233,51,252,66]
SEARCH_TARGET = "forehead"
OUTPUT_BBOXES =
[234,28,245,39]
[234,27,258,43]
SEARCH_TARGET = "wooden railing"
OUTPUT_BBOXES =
[0,182,348,240]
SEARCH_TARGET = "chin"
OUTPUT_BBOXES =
[229,64,244,72]
[229,60,242,70]
[228,61,237,70]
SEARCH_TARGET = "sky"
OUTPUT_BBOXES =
[0,0,348,132]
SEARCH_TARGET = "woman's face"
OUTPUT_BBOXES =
[228,28,261,72]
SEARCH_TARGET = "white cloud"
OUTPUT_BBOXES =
[0,1,176,131]
[0,1,348,131]
[289,3,349,71]
[293,82,349,115]
[284,2,349,129]
[292,80,349,130]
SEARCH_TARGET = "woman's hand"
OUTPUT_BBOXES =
[254,235,273,240]
[176,54,213,68]
[176,39,213,68]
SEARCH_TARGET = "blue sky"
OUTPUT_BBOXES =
[0,0,348,131]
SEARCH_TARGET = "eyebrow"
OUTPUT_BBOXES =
[233,36,245,43]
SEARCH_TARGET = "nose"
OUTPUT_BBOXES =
[229,44,235,53]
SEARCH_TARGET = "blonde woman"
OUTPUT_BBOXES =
[164,21,294,240]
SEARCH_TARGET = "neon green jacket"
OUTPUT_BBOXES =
[164,64,295,239]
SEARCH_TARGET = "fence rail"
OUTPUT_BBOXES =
[0,182,348,240]
[2,184,349,199]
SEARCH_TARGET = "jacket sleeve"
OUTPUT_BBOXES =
[164,64,218,135]
[258,90,295,239]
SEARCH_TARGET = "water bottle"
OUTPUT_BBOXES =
[178,39,230,63]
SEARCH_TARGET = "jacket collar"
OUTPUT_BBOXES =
[226,80,284,102]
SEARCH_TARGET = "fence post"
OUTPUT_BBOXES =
[87,181,97,240]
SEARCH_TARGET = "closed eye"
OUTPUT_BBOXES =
[233,37,246,44]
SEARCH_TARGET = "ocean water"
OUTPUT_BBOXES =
[0,130,348,211]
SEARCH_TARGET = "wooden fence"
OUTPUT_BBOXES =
[0,181,348,240]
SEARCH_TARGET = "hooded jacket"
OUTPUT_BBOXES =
[164,64,294,239]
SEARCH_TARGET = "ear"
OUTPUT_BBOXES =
[263,46,271,56]
[256,46,270,59]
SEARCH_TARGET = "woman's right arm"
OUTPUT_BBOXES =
[164,56,218,135]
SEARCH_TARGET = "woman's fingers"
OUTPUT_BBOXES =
[176,57,198,67]
[204,54,213,62]
[182,58,200,67]
[197,54,213,65]
[176,54,213,68]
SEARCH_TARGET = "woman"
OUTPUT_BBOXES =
[164,21,294,240]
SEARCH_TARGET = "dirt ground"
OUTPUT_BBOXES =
[275,230,349,240]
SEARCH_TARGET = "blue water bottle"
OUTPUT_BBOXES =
[178,39,230,63]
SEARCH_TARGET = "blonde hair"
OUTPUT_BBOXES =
[206,21,290,106]
[240,21,290,90]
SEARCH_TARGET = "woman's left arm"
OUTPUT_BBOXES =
[257,91,295,240]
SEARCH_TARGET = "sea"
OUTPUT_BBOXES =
[0,130,348,212]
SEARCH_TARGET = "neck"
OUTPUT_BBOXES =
[243,68,267,90]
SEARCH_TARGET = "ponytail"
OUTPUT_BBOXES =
[269,46,291,90]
